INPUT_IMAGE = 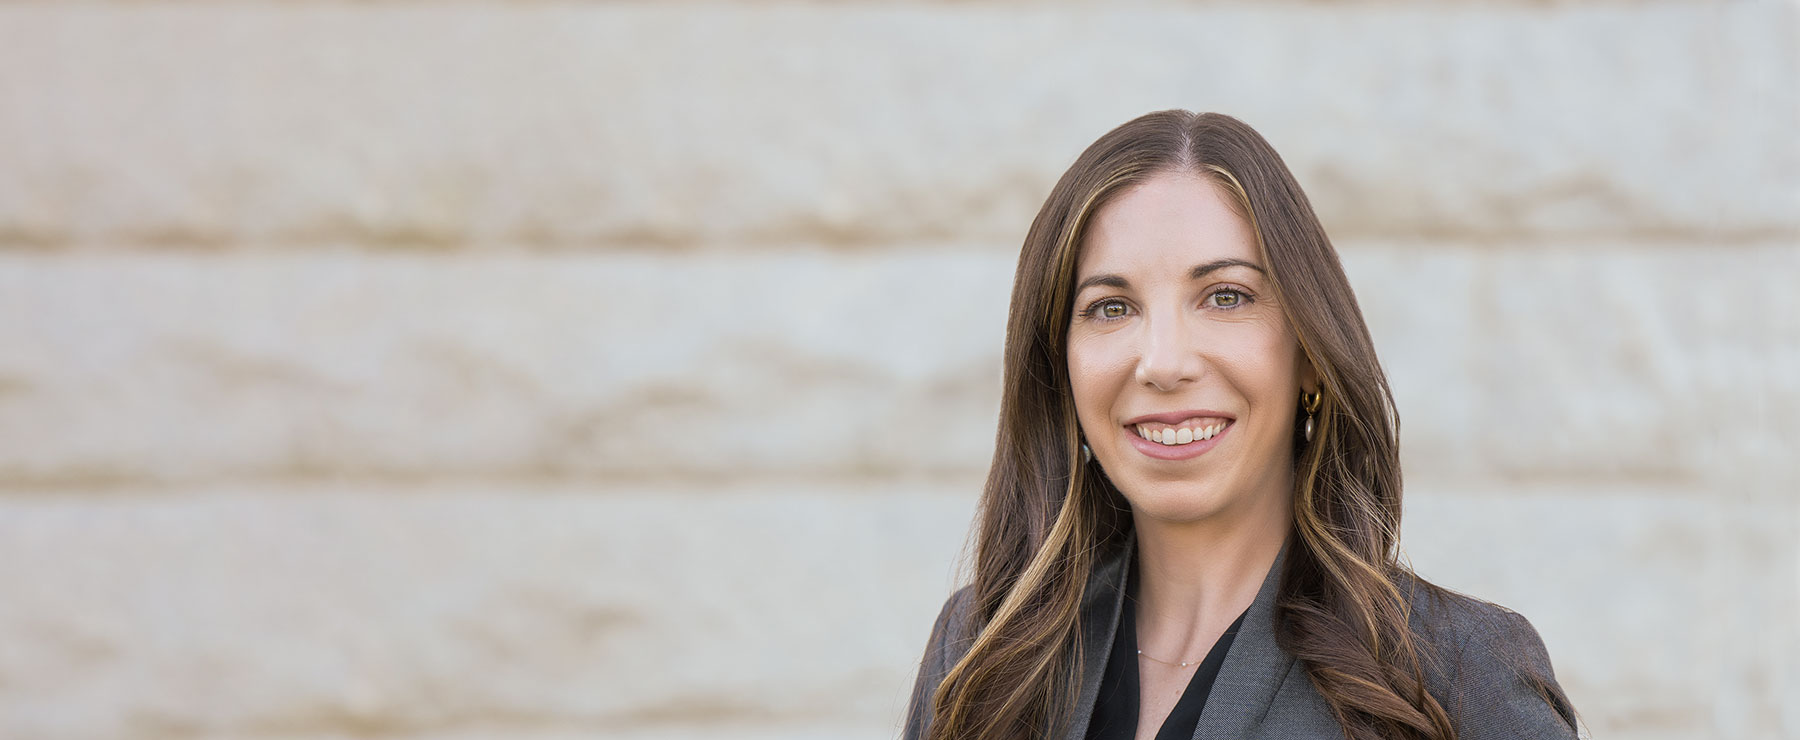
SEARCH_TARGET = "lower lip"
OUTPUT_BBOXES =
[1125,422,1232,461]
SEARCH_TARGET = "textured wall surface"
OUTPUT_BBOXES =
[1,2,1795,740]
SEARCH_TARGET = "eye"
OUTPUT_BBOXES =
[1205,287,1253,309]
[1078,298,1133,323]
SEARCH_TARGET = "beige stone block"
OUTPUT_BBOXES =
[1400,485,1799,740]
[0,482,981,739]
[0,250,1016,483]
[0,4,1791,248]
[1,244,1792,490]
[1,482,1790,739]
[1344,242,1799,493]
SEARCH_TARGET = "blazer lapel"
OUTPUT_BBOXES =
[1057,530,1296,740]
[1060,529,1134,740]
[1192,539,1294,739]
[1058,529,1130,740]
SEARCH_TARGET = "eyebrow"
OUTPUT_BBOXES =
[1074,258,1267,296]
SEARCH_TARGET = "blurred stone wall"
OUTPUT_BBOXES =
[0,3,1795,740]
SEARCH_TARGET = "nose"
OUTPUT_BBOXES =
[1133,311,1204,392]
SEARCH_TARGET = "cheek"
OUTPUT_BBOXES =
[1065,342,1125,414]
[1206,325,1300,400]
[1065,347,1098,411]
[1239,332,1302,402]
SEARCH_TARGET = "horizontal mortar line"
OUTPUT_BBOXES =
[0,2,1780,16]
[1401,473,1714,498]
[0,469,1747,501]
[0,240,1020,258]
[0,231,1795,255]
[102,704,861,740]
[0,469,997,499]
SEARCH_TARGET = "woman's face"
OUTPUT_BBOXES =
[1066,171,1315,525]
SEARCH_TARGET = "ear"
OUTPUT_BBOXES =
[1296,349,1320,395]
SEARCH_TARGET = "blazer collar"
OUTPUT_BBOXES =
[1063,529,1295,740]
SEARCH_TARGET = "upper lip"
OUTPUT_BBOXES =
[1122,409,1236,426]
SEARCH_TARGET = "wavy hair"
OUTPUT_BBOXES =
[923,110,1530,740]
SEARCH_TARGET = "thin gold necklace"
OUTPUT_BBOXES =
[1135,647,1204,668]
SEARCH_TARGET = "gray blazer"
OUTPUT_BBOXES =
[902,531,1580,740]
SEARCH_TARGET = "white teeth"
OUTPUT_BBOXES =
[1135,421,1228,445]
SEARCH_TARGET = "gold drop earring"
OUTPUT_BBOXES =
[1301,389,1323,442]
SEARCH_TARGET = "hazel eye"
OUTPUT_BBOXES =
[1207,288,1251,309]
[1078,298,1133,323]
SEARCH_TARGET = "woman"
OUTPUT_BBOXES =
[900,111,1580,740]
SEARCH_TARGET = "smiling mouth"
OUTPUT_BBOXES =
[1130,418,1232,446]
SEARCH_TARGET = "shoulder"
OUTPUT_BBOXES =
[1394,571,1583,739]
[901,585,979,740]
[925,584,980,665]
[928,586,986,651]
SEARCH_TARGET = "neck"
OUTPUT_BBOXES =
[1128,483,1291,655]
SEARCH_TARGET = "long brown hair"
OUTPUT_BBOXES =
[926,110,1515,740]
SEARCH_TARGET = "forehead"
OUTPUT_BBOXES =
[1076,172,1260,279]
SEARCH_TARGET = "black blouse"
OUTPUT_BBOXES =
[1084,553,1251,740]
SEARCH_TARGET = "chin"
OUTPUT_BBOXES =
[1118,480,1234,524]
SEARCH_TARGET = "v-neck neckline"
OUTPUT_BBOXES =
[1084,547,1251,740]
[1061,531,1298,740]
